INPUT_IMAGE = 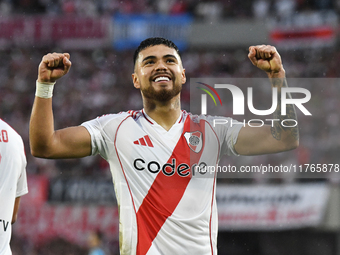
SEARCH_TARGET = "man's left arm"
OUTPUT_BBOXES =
[12,197,21,224]
[234,45,299,156]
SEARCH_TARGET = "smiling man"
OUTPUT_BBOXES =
[30,37,298,255]
[133,44,184,104]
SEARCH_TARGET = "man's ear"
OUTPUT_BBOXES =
[181,68,186,84]
[132,73,140,89]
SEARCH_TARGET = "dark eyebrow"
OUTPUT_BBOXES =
[142,55,156,63]
[141,54,178,63]
[164,54,178,60]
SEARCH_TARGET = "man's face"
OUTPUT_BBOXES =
[132,44,186,102]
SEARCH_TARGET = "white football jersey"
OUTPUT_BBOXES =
[0,119,28,255]
[82,110,242,255]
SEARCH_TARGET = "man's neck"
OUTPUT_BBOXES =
[143,95,181,131]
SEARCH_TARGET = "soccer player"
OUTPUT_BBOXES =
[29,37,298,255]
[0,119,28,255]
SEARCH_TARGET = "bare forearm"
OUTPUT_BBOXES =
[29,97,55,157]
[237,45,299,155]
[269,73,299,147]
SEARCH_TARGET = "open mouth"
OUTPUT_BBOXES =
[152,75,172,82]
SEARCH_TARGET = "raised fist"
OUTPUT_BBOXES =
[38,53,71,83]
[248,45,285,77]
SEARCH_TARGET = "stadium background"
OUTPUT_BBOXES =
[1,0,340,254]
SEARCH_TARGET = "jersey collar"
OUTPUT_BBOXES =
[141,109,184,126]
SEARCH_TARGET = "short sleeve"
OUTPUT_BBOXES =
[81,117,110,160]
[224,120,243,156]
[81,113,127,160]
[81,118,103,156]
[205,115,243,156]
[16,164,28,197]
[16,135,28,197]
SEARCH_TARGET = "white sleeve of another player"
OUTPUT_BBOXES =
[16,166,28,198]
[15,134,28,198]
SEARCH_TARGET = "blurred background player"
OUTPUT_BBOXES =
[0,119,28,255]
[88,231,106,255]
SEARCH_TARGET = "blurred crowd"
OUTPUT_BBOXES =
[10,230,117,255]
[0,1,339,254]
[1,45,340,182]
[1,44,339,255]
[0,0,337,18]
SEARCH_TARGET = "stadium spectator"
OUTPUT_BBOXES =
[88,231,106,255]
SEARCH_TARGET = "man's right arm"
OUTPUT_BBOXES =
[29,53,92,159]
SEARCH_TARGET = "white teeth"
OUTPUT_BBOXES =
[154,76,170,82]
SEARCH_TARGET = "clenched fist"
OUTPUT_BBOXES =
[248,45,285,78]
[38,53,72,83]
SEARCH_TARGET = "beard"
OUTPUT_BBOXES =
[141,81,182,102]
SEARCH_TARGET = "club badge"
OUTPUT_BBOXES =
[184,131,203,153]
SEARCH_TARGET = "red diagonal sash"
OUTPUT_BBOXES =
[136,117,205,255]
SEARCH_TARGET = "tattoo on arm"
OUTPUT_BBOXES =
[270,78,299,141]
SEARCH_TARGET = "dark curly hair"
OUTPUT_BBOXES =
[133,37,181,67]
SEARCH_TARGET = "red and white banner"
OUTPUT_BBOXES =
[13,175,119,246]
[270,26,336,48]
[216,184,329,230]
[14,205,119,246]
[13,183,330,246]
[20,175,49,206]
[0,16,111,48]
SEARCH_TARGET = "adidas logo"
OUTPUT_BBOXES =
[133,135,154,147]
